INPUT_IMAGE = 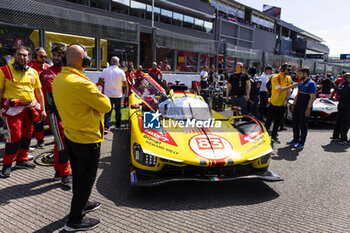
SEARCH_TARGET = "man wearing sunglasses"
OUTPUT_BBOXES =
[28,47,50,76]
[27,47,50,150]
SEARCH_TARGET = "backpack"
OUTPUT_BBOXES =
[266,75,281,94]
[266,77,272,93]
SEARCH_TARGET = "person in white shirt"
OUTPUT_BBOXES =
[259,65,273,121]
[98,57,127,132]
[200,65,209,90]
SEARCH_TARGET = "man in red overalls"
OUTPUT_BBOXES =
[0,45,46,178]
[41,44,72,186]
[148,62,163,81]
[27,47,50,150]
[134,65,144,80]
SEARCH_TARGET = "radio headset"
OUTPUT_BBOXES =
[12,61,29,71]
[61,43,91,68]
[280,63,289,72]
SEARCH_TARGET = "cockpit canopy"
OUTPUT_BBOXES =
[159,96,212,121]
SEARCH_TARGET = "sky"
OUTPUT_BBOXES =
[235,0,350,57]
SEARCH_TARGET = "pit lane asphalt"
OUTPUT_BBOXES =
[0,114,349,232]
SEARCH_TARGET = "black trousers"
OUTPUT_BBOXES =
[65,137,101,222]
[292,107,309,144]
[259,91,268,120]
[265,104,286,138]
[333,105,350,141]
[248,95,260,119]
[200,80,207,89]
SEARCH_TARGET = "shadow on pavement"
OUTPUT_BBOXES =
[0,178,59,205]
[96,130,280,211]
[322,141,349,153]
[32,216,68,233]
[272,145,301,161]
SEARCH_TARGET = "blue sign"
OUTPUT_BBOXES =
[340,54,350,60]
[143,111,161,129]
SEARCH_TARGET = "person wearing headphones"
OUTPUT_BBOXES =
[0,45,46,178]
[27,47,50,150]
[265,63,297,143]
[52,43,111,232]
[41,44,72,186]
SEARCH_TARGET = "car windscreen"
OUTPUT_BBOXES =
[159,96,212,121]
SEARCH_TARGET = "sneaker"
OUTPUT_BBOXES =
[14,160,36,169]
[84,201,101,214]
[271,136,280,144]
[37,140,45,149]
[104,128,110,135]
[287,139,298,145]
[0,164,12,178]
[27,154,34,161]
[294,142,304,149]
[29,146,36,151]
[64,217,100,232]
[54,171,61,181]
[61,174,72,186]
[337,140,349,146]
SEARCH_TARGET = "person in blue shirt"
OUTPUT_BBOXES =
[287,68,317,149]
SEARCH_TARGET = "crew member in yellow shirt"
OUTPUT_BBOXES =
[52,43,111,232]
[265,63,297,143]
[0,45,46,178]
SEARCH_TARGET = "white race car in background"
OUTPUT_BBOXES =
[287,88,338,123]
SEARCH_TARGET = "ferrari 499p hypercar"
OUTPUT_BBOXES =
[127,75,282,186]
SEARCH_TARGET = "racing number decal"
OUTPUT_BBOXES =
[189,135,233,159]
[195,138,224,150]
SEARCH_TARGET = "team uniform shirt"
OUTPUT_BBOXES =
[100,65,126,98]
[125,70,134,85]
[52,66,111,144]
[250,74,261,97]
[295,78,317,110]
[41,65,62,107]
[0,63,41,102]
[134,69,144,79]
[200,70,208,82]
[27,59,50,76]
[260,72,270,92]
[270,74,292,106]
[337,79,350,107]
[228,72,249,97]
[148,68,162,80]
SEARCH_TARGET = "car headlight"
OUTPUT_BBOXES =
[133,143,158,167]
[260,153,271,164]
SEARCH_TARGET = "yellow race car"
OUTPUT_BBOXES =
[128,75,282,186]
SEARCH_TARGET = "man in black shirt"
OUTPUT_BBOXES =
[320,73,334,99]
[332,73,350,145]
[226,62,251,115]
